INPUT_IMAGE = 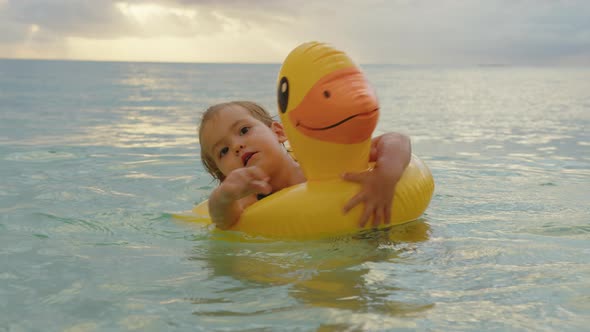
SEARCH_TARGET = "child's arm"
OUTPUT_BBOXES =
[208,166,272,229]
[341,132,411,227]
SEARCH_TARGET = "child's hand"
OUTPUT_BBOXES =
[341,165,402,227]
[209,166,271,229]
[218,166,272,202]
[341,132,411,228]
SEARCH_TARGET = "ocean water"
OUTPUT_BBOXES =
[1,59,589,331]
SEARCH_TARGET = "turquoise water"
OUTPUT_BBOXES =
[1,59,589,331]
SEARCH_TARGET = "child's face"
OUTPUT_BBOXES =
[200,105,287,178]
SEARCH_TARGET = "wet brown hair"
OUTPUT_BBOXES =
[198,101,274,182]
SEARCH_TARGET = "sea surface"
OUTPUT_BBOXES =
[0,59,589,331]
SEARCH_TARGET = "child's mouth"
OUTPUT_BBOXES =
[242,152,257,166]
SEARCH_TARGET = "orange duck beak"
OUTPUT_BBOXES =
[288,67,379,144]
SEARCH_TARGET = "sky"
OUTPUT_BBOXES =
[0,0,589,65]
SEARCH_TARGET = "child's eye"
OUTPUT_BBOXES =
[219,147,229,158]
[240,126,250,135]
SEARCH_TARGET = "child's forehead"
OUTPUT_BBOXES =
[208,105,269,129]
[211,104,253,121]
[201,107,255,145]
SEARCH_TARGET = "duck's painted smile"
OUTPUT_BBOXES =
[296,109,378,131]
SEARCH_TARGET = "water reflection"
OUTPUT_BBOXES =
[77,107,198,148]
[189,221,432,319]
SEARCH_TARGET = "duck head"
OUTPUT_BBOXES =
[277,42,379,181]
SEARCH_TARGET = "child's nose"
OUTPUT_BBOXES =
[234,144,244,154]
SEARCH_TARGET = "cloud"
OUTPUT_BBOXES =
[277,0,590,65]
[2,1,128,38]
[0,0,589,64]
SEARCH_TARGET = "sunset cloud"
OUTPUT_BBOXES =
[0,0,589,64]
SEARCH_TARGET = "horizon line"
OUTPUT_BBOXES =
[2,57,586,68]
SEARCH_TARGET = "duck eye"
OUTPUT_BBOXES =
[278,76,289,114]
[323,90,331,98]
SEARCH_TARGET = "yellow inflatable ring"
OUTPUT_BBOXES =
[188,155,433,240]
[182,42,435,240]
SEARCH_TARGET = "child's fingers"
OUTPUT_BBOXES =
[384,203,392,225]
[359,206,373,228]
[245,167,271,194]
[343,192,365,213]
[245,166,270,182]
[341,171,369,183]
[372,208,384,227]
[249,180,272,195]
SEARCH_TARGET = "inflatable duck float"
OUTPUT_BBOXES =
[185,42,434,240]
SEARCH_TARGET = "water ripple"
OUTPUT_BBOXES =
[5,150,77,162]
[36,212,115,236]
